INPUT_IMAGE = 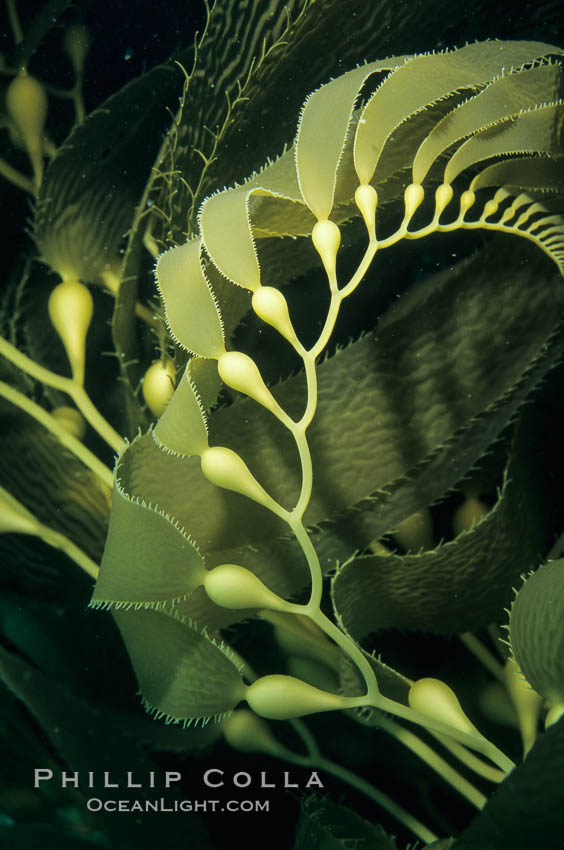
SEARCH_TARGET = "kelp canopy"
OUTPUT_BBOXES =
[1,1,564,849]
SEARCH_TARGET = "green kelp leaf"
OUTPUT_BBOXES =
[91,474,206,609]
[332,418,546,638]
[143,0,509,247]
[200,188,263,291]
[156,239,225,357]
[294,797,399,850]
[471,157,564,195]
[152,360,209,457]
[412,62,563,184]
[354,41,563,185]
[295,59,405,218]
[452,718,564,850]
[202,261,252,349]
[116,429,289,563]
[445,101,564,185]
[146,0,452,243]
[113,607,246,726]
[508,558,564,707]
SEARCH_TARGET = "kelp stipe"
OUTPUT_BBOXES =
[90,41,564,842]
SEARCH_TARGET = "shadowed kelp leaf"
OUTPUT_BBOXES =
[294,797,399,849]
[0,399,110,564]
[452,718,564,850]
[0,640,216,849]
[0,824,107,850]
[33,62,185,286]
[331,415,547,638]
[508,557,564,713]
[113,607,246,725]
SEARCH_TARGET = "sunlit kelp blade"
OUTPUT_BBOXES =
[331,416,547,638]
[295,58,405,218]
[470,157,564,195]
[444,102,564,185]
[113,607,246,726]
[152,362,209,457]
[412,63,563,184]
[90,475,206,608]
[146,0,496,245]
[354,41,564,185]
[156,239,224,357]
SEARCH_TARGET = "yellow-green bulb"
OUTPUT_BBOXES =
[204,564,291,612]
[217,351,276,412]
[222,710,287,758]
[251,287,298,345]
[392,509,433,552]
[62,24,90,74]
[434,184,453,218]
[200,446,284,516]
[5,71,48,190]
[409,677,479,737]
[142,359,176,418]
[459,190,476,217]
[48,279,94,385]
[245,674,348,719]
[354,184,378,238]
[452,495,489,537]
[404,183,425,221]
[51,406,87,441]
[312,219,341,279]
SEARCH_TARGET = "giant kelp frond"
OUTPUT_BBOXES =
[92,41,564,732]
